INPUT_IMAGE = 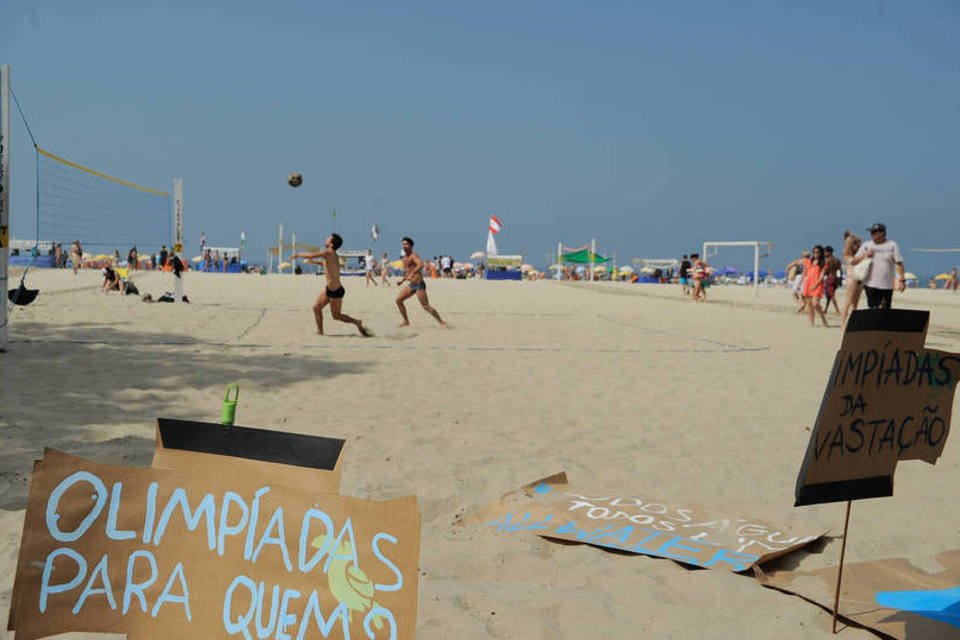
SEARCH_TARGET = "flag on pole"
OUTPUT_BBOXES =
[240,230,246,248]
[200,231,206,251]
[486,214,502,256]
[486,231,498,256]
[371,220,380,241]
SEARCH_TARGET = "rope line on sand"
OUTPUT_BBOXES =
[595,314,764,351]
[7,337,768,355]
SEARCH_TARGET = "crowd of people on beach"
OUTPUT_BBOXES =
[785,223,907,328]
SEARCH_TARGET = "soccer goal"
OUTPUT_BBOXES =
[701,240,773,296]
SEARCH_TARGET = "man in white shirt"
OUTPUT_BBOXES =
[364,250,378,287]
[854,223,905,309]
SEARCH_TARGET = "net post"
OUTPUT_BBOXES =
[173,178,184,302]
[278,223,284,274]
[754,241,760,297]
[0,65,10,352]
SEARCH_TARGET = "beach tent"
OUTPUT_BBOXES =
[561,247,610,264]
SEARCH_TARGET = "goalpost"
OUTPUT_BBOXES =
[701,240,773,296]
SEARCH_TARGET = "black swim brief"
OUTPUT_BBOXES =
[325,286,345,299]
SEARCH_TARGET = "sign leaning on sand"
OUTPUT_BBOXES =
[479,472,823,572]
[795,309,960,506]
[8,421,421,640]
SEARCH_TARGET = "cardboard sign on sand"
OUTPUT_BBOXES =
[759,550,960,638]
[795,309,960,506]
[478,473,823,572]
[8,448,420,639]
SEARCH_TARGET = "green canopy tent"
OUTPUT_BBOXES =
[561,248,611,264]
[556,241,612,281]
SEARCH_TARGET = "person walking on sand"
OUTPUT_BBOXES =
[70,240,83,274]
[854,223,905,310]
[290,233,372,337]
[364,250,378,287]
[396,236,448,328]
[679,254,691,297]
[787,250,809,313]
[801,245,830,327]
[380,252,392,286]
[823,245,842,315]
[690,253,710,302]
[840,230,865,328]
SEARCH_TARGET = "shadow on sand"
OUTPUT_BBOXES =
[0,320,374,510]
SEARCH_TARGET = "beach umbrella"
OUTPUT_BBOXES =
[191,255,203,263]
[521,264,536,272]
[278,261,291,270]
[618,265,635,274]
[391,260,404,269]
[903,272,918,281]
[640,266,656,274]
[935,273,952,280]
[470,251,485,259]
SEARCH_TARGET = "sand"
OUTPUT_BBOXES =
[2,268,960,639]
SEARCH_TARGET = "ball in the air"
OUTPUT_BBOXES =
[287,171,303,187]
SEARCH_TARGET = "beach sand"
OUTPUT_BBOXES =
[2,269,960,639]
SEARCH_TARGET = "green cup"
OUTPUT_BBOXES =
[221,383,240,425]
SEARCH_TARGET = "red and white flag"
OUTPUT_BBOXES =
[489,215,503,235]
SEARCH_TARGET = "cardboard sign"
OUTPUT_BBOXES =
[758,549,960,638]
[8,450,420,639]
[152,418,345,495]
[477,473,823,572]
[795,309,960,506]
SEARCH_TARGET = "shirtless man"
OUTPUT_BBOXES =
[396,236,448,328]
[290,233,372,337]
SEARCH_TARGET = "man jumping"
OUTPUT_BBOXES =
[291,233,372,337]
[396,236,448,328]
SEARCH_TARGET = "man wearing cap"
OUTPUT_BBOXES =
[853,223,905,309]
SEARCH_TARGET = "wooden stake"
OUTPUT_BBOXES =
[832,500,853,633]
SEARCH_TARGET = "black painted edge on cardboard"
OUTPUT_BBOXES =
[157,418,344,471]
[846,309,929,334]
[795,476,893,506]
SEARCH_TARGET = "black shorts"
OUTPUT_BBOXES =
[864,286,893,309]
[325,286,345,299]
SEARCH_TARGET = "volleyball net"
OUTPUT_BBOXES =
[36,146,172,254]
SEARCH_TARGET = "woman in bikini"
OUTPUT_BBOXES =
[840,231,865,329]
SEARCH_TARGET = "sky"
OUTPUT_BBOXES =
[2,1,959,275]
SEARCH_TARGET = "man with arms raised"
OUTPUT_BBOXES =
[396,236,448,328]
[291,233,372,337]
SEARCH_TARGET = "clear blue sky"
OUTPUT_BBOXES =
[3,1,959,274]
